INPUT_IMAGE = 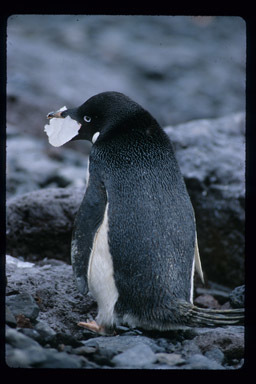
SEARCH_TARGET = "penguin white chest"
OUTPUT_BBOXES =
[87,203,119,326]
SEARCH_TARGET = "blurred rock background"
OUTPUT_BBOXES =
[7,15,245,141]
[6,15,245,288]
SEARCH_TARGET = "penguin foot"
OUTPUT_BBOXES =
[78,320,104,333]
[77,320,116,335]
[77,320,111,335]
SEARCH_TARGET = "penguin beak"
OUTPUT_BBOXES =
[47,110,64,119]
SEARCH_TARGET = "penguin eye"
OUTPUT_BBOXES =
[84,116,91,123]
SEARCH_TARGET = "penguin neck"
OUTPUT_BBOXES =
[98,110,159,143]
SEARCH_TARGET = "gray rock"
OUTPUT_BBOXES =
[5,306,17,328]
[6,255,95,339]
[229,285,245,308]
[83,334,163,357]
[6,327,40,350]
[6,187,84,262]
[18,328,42,344]
[196,286,230,305]
[34,349,85,368]
[34,320,57,345]
[205,347,225,365]
[6,326,87,368]
[193,326,244,361]
[6,345,47,368]
[156,352,185,366]
[6,335,85,368]
[112,343,157,368]
[180,339,202,357]
[6,292,39,321]
[6,133,87,199]
[165,112,245,287]
[184,354,224,370]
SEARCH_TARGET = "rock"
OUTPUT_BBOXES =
[72,345,98,356]
[180,339,202,357]
[34,349,85,369]
[6,132,88,199]
[18,328,42,344]
[6,255,35,269]
[165,112,245,287]
[6,292,39,321]
[183,354,224,370]
[6,255,96,339]
[6,328,85,368]
[54,332,84,348]
[193,326,244,362]
[112,343,157,368]
[205,347,225,365]
[6,327,40,350]
[5,306,17,328]
[156,352,185,366]
[6,187,84,262]
[83,334,163,358]
[6,344,46,368]
[34,321,57,345]
[194,294,221,309]
[196,285,230,305]
[229,285,245,308]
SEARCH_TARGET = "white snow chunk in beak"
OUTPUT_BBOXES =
[44,106,81,147]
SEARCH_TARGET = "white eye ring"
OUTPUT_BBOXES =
[84,116,91,123]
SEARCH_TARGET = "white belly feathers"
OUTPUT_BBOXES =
[87,203,119,327]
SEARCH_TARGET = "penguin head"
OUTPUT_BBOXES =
[47,91,153,144]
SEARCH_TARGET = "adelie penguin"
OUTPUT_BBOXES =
[45,91,244,334]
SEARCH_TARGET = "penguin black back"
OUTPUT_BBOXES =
[93,113,196,328]
[46,92,244,333]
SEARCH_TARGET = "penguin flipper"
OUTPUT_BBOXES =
[195,232,204,284]
[71,171,107,294]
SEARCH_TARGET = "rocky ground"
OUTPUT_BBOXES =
[5,16,246,370]
[6,255,244,369]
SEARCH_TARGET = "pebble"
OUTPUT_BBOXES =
[112,343,157,368]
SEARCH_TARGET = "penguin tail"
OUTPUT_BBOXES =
[177,300,244,327]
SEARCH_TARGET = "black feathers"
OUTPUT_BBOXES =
[66,91,244,330]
